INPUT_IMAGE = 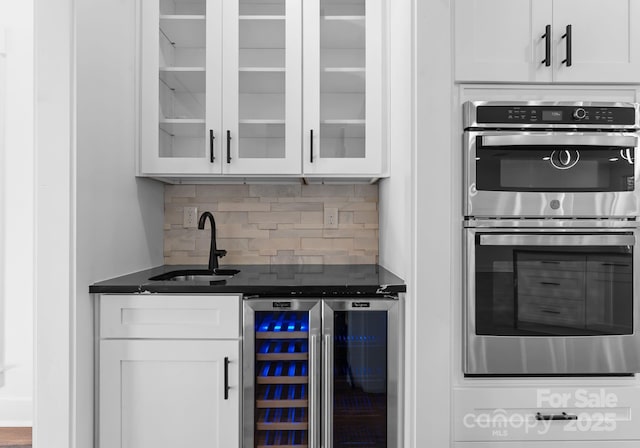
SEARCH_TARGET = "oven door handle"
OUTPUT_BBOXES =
[481,134,638,148]
[479,234,635,246]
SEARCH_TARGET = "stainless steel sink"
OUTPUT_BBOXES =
[149,268,240,282]
[167,274,232,282]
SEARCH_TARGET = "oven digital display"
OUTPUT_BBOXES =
[542,110,563,121]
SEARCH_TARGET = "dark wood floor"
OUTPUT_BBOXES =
[0,428,32,447]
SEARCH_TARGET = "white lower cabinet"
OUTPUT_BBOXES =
[454,386,640,443]
[97,295,241,448]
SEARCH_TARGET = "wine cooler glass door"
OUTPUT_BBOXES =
[244,300,321,448]
[322,299,400,448]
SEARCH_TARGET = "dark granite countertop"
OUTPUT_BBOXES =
[90,264,406,297]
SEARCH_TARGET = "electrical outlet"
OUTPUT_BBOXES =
[183,206,198,228]
[324,207,339,229]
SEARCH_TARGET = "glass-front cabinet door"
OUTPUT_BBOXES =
[221,0,302,175]
[141,0,223,175]
[303,0,383,176]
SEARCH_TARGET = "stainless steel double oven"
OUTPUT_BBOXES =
[463,101,640,375]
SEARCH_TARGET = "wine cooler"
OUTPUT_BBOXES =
[243,298,402,448]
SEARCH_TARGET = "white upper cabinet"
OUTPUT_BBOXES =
[553,0,640,83]
[455,0,553,83]
[140,0,386,179]
[303,0,384,176]
[141,0,223,175]
[455,0,640,83]
[221,0,302,174]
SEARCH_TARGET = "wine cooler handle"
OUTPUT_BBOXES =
[309,335,317,447]
[224,356,229,400]
[324,334,332,448]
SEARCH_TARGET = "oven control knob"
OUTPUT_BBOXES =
[573,108,587,120]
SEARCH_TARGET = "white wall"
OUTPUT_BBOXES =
[0,0,34,426]
[414,0,453,446]
[33,0,164,445]
[377,0,414,445]
[34,0,73,444]
[379,0,412,279]
[0,21,5,405]
[74,0,164,446]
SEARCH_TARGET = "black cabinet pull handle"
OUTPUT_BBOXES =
[226,130,231,164]
[541,261,560,265]
[541,24,551,66]
[536,412,577,421]
[209,130,215,163]
[562,24,572,67]
[224,356,230,400]
[602,263,629,267]
[310,129,314,163]
[540,282,561,286]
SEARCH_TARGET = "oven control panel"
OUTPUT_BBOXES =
[476,105,636,126]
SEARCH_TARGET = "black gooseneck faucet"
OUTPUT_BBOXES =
[198,211,227,272]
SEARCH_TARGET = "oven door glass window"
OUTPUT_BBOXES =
[475,136,635,192]
[474,233,633,336]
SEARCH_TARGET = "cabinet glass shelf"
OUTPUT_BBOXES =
[240,15,286,20]
[321,17,365,49]
[159,14,205,20]
[240,0,285,16]
[159,0,205,16]
[159,68,205,92]
[160,17,205,47]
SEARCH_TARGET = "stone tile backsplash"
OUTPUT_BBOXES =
[164,184,379,265]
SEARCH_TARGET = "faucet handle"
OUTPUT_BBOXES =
[214,249,227,258]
